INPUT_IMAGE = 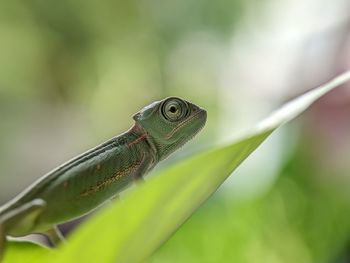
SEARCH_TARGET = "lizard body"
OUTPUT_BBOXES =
[0,97,206,259]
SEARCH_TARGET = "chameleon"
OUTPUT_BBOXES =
[0,97,206,260]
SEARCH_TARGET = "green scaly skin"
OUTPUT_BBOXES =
[0,97,206,260]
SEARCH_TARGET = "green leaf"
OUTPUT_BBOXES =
[3,240,53,263]
[52,71,350,263]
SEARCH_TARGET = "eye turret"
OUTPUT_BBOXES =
[161,98,188,122]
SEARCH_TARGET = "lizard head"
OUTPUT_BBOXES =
[133,97,207,160]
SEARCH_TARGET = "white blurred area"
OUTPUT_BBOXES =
[216,0,350,198]
[220,0,350,131]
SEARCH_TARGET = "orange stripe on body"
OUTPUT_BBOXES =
[127,133,147,147]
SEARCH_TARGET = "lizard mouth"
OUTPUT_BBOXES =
[156,109,207,161]
[172,109,207,148]
[165,109,207,140]
[183,111,206,139]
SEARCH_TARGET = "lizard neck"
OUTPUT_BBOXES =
[128,123,159,164]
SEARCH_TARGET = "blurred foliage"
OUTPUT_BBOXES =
[0,0,244,104]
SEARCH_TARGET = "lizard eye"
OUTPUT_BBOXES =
[161,98,188,121]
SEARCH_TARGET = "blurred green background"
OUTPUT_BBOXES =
[1,0,350,262]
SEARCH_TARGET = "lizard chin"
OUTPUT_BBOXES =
[160,109,207,160]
